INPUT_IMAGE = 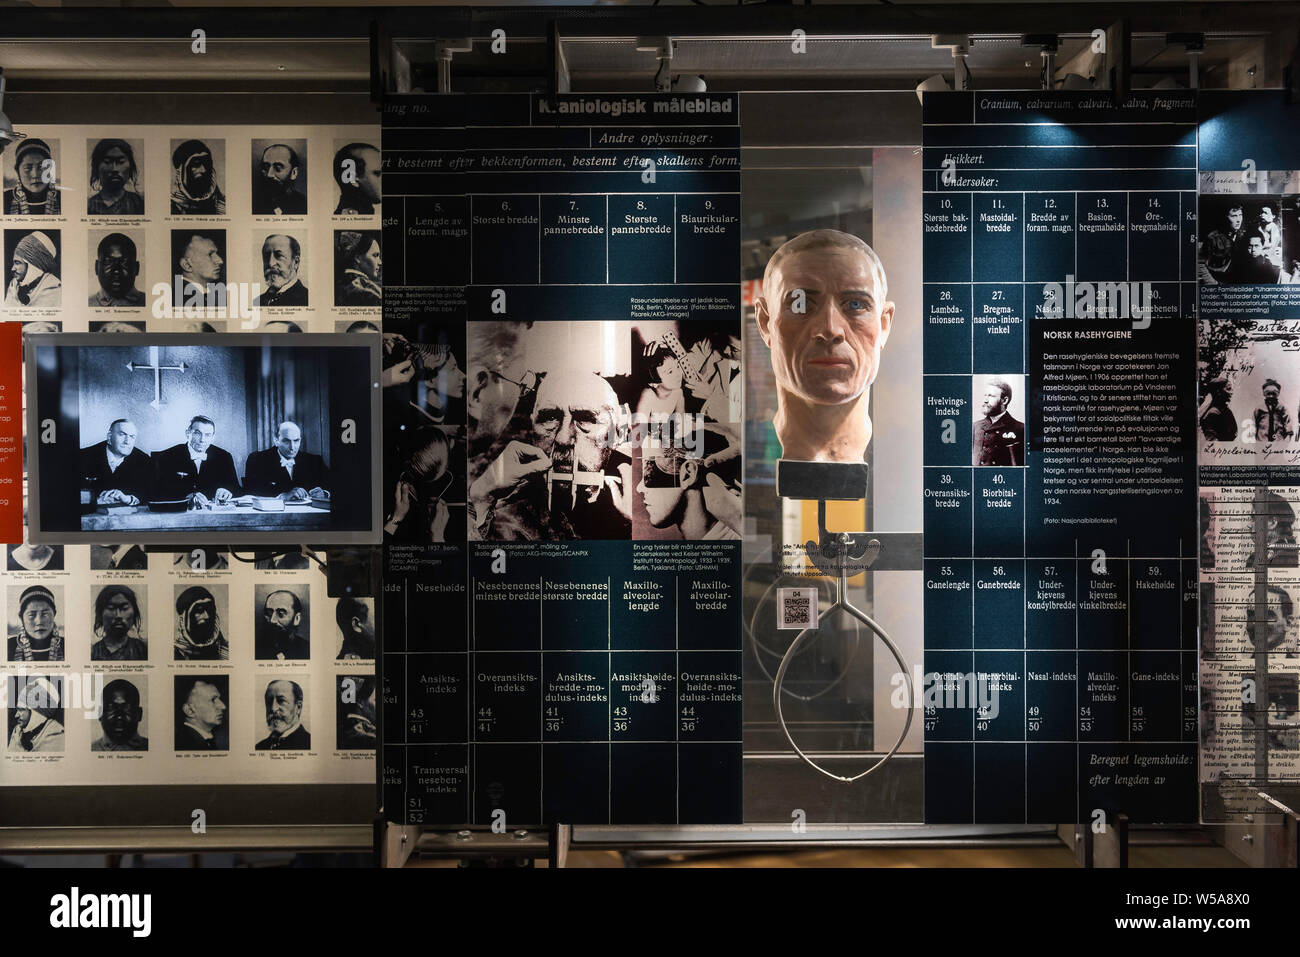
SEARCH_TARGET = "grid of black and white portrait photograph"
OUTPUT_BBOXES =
[28,336,379,542]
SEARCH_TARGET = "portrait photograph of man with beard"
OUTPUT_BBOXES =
[169,138,226,216]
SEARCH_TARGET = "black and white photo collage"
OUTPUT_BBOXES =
[2,126,382,331]
[1,123,379,788]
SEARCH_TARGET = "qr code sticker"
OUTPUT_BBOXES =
[777,587,818,630]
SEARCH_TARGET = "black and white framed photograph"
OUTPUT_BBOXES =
[252,231,308,308]
[4,228,61,308]
[169,138,226,216]
[3,137,62,216]
[174,673,228,751]
[89,320,145,333]
[92,676,149,751]
[27,334,381,544]
[88,229,146,308]
[254,678,310,750]
[1198,192,1293,284]
[8,542,63,572]
[7,583,65,662]
[972,373,1026,467]
[331,140,381,216]
[335,674,376,750]
[7,675,65,753]
[334,595,375,660]
[251,138,308,216]
[20,320,61,336]
[170,229,226,309]
[90,543,148,570]
[87,138,145,216]
[89,583,149,661]
[253,582,310,660]
[173,583,229,661]
[170,547,228,572]
[334,230,381,307]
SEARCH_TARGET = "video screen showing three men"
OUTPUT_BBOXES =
[30,341,376,538]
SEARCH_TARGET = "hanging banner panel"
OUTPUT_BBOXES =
[922,92,1199,825]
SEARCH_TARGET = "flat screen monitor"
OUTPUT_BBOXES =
[26,334,380,545]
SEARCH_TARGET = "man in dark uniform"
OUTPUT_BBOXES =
[255,680,311,750]
[973,378,1025,466]
[242,420,330,502]
[153,414,241,505]
[79,418,152,506]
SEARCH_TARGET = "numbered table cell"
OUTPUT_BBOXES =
[473,651,542,741]
[973,559,1025,650]
[1026,651,1080,739]
[611,743,677,824]
[1077,556,1129,650]
[1129,559,1183,650]
[972,651,1025,741]
[1024,192,1077,284]
[973,467,1025,557]
[1179,192,1197,281]
[974,743,1026,823]
[922,650,975,741]
[382,584,407,654]
[471,194,541,285]
[1078,650,1129,741]
[678,566,740,652]
[610,574,676,651]
[382,655,405,741]
[1027,742,1077,822]
[1181,650,1198,739]
[972,284,1025,373]
[608,194,675,284]
[925,559,973,649]
[541,195,607,284]
[923,377,975,469]
[924,467,973,558]
[1025,558,1077,650]
[473,743,541,827]
[403,744,471,827]
[1128,650,1184,740]
[400,195,471,287]
[924,283,971,374]
[923,192,972,283]
[473,577,541,651]
[1075,192,1127,283]
[676,194,740,283]
[405,653,469,744]
[678,650,742,742]
[610,651,677,742]
[925,741,974,823]
[542,652,610,741]
[542,577,609,651]
[972,194,1024,283]
[1127,192,1182,282]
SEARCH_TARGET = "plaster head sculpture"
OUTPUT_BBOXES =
[754,229,894,463]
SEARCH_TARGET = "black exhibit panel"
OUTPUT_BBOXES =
[922,92,1198,824]
[383,93,744,826]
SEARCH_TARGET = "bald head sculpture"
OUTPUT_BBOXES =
[754,229,894,463]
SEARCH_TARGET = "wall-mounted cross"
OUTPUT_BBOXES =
[127,347,188,410]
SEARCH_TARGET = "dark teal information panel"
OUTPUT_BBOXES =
[922,92,1199,825]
